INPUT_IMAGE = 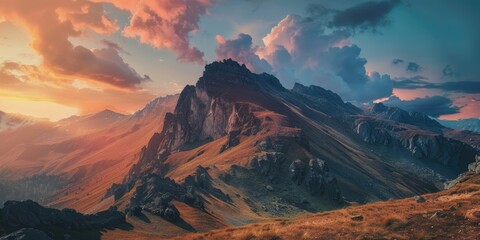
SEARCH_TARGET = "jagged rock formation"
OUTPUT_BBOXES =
[0,200,125,230]
[124,174,203,221]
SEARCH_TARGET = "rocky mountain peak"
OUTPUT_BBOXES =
[196,59,284,96]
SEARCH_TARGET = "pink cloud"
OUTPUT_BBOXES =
[0,0,146,89]
[104,0,215,64]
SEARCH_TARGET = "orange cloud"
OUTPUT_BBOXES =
[103,0,215,64]
[0,0,147,89]
[0,61,156,119]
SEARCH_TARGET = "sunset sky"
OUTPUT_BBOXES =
[0,0,478,121]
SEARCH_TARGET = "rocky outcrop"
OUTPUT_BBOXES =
[354,117,477,172]
[289,158,341,202]
[444,155,480,189]
[468,155,480,174]
[0,200,125,230]
[251,135,341,202]
[0,228,52,240]
[123,173,206,221]
[123,165,234,221]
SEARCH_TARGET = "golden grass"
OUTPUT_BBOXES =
[174,174,480,240]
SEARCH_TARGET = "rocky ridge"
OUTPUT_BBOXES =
[353,103,478,172]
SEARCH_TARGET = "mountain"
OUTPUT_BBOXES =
[0,60,478,239]
[437,118,480,133]
[0,95,178,212]
[96,59,478,239]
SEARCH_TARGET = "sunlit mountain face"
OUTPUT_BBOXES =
[0,1,479,240]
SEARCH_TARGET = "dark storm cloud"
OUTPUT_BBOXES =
[393,76,480,93]
[392,76,428,89]
[382,95,460,117]
[392,58,404,65]
[330,0,402,32]
[435,81,480,94]
[406,62,422,73]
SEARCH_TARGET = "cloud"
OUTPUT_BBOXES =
[215,33,272,73]
[0,0,147,89]
[393,76,480,94]
[433,81,480,94]
[406,62,422,73]
[101,39,129,55]
[104,0,215,64]
[381,95,460,117]
[442,64,457,78]
[329,0,402,32]
[0,61,155,115]
[260,14,393,102]
[392,58,404,65]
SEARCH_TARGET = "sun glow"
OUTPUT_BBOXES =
[0,94,79,121]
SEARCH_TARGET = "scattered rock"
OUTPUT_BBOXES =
[266,185,274,191]
[0,228,52,240]
[414,195,426,203]
[351,215,364,221]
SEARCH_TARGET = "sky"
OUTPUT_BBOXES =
[0,0,479,121]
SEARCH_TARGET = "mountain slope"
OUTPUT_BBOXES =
[99,60,479,238]
[178,170,480,240]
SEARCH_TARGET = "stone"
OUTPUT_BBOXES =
[351,215,364,221]
[414,195,426,203]
[266,185,274,191]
